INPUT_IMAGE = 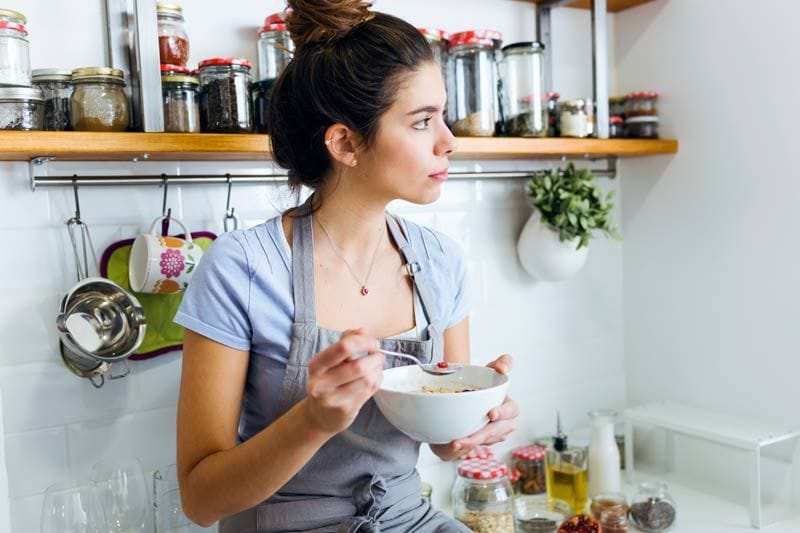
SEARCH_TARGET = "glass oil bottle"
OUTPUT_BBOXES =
[545,412,589,513]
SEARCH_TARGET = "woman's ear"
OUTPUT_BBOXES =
[323,124,361,168]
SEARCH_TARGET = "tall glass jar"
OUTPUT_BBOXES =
[629,481,676,532]
[71,67,129,131]
[157,3,189,66]
[198,57,252,133]
[0,9,25,24]
[258,13,293,82]
[0,21,30,86]
[419,28,449,89]
[161,73,200,132]
[452,458,514,533]
[0,86,43,130]
[32,69,72,131]
[448,31,496,137]
[501,41,546,137]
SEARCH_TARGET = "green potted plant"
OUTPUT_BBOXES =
[517,163,619,280]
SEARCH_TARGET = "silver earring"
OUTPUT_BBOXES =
[324,139,332,145]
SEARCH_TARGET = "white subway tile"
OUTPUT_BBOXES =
[0,162,52,230]
[0,228,70,291]
[10,493,43,533]
[0,290,61,365]
[5,427,69,498]
[129,352,182,411]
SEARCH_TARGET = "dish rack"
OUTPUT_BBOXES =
[623,402,800,529]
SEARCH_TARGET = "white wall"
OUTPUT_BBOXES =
[2,1,624,531]
[617,0,800,505]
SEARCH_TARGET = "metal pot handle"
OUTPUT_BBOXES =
[107,359,131,381]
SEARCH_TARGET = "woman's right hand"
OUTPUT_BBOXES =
[303,328,385,435]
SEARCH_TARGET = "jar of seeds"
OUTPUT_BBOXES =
[629,481,676,532]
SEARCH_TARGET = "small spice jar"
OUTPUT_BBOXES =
[624,91,658,117]
[0,86,43,130]
[559,99,590,138]
[70,67,129,131]
[198,57,253,133]
[257,13,293,81]
[32,69,72,131]
[452,458,515,533]
[624,116,659,139]
[609,115,624,138]
[589,492,627,519]
[609,96,626,117]
[599,505,629,533]
[629,481,676,532]
[157,3,189,66]
[546,92,560,137]
[447,31,497,137]
[512,444,547,495]
[0,20,30,86]
[161,72,200,132]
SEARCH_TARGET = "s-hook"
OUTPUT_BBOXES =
[160,174,172,236]
[223,173,241,232]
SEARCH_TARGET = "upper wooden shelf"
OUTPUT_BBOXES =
[0,131,677,162]
[524,0,657,13]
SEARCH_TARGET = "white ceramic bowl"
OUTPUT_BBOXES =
[374,364,509,444]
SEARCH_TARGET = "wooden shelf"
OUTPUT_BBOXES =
[524,0,657,13]
[0,131,677,162]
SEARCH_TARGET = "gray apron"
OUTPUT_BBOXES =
[220,205,470,533]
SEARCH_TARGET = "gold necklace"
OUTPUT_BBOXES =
[315,215,386,296]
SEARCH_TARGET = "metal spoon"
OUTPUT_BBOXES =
[379,349,458,376]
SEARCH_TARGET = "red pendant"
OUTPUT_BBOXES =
[361,286,369,296]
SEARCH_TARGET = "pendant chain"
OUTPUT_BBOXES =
[315,215,386,296]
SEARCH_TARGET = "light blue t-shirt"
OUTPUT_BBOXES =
[174,213,469,429]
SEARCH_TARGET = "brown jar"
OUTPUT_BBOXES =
[157,3,189,66]
[71,67,129,131]
[512,444,547,495]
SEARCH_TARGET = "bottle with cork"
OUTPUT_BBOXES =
[545,412,589,513]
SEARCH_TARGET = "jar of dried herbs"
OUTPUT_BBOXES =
[452,458,514,533]
[512,444,547,495]
[198,57,252,133]
[162,73,200,133]
[32,69,72,131]
[629,481,676,532]
[70,67,129,132]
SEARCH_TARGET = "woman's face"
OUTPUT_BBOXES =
[357,61,457,205]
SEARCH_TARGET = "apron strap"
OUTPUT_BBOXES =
[336,474,387,533]
[385,214,441,334]
[291,198,317,324]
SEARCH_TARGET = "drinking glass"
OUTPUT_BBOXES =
[41,479,107,533]
[92,457,149,532]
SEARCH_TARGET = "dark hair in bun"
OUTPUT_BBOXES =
[268,0,434,190]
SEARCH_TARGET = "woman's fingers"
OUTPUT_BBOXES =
[309,329,380,376]
[488,395,519,422]
[452,418,518,451]
[486,353,513,374]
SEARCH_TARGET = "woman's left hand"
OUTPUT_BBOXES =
[430,354,519,461]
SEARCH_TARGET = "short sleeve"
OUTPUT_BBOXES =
[445,240,470,329]
[174,231,252,350]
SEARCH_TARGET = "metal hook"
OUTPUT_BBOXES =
[71,177,81,220]
[160,174,172,236]
[223,173,240,232]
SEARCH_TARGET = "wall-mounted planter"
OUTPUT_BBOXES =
[517,210,588,281]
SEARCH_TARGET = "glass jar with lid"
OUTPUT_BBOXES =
[157,3,189,66]
[512,444,547,494]
[447,31,497,137]
[419,28,449,91]
[473,29,505,135]
[500,41,546,137]
[0,9,25,24]
[514,494,572,533]
[198,57,252,133]
[258,13,293,82]
[452,458,514,533]
[32,69,72,131]
[0,86,43,130]
[624,91,658,117]
[546,91,560,137]
[609,96,626,118]
[559,99,590,138]
[599,505,629,533]
[624,116,659,139]
[609,116,624,138]
[162,73,200,133]
[629,481,676,532]
[71,67,129,131]
[0,21,30,86]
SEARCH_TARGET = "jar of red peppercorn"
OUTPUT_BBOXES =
[512,444,547,495]
[157,3,189,66]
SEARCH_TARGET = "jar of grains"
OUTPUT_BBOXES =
[447,31,497,137]
[452,458,514,533]
[198,57,252,133]
[32,69,72,131]
[157,3,189,66]
[70,67,129,131]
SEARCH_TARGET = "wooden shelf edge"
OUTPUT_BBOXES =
[524,0,657,13]
[0,131,677,162]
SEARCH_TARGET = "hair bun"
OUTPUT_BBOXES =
[286,0,375,51]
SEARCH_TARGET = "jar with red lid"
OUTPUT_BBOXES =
[452,458,514,533]
[512,444,547,494]
[157,3,189,66]
[508,467,522,494]
[419,28,449,92]
[609,116,624,138]
[447,30,497,137]
[461,445,494,460]
[198,57,252,133]
[0,20,30,86]
[624,91,658,117]
[258,13,293,82]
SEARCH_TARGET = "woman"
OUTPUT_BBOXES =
[174,1,518,531]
